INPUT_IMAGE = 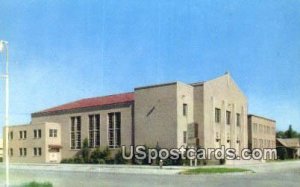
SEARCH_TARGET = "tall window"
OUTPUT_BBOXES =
[183,104,188,116]
[226,111,231,125]
[9,148,13,157]
[236,113,240,126]
[19,131,23,139]
[108,112,121,148]
[215,108,221,123]
[89,114,100,148]
[71,116,81,149]
[23,131,27,139]
[19,148,23,156]
[23,148,27,156]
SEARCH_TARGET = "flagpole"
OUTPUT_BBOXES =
[1,40,9,187]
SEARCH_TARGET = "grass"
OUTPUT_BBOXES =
[180,167,252,175]
[266,158,299,163]
[22,181,53,187]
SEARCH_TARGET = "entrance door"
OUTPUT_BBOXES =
[49,152,58,162]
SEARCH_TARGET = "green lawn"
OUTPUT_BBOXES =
[180,167,252,175]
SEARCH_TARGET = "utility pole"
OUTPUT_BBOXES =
[0,40,9,187]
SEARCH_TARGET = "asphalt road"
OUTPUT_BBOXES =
[0,161,299,187]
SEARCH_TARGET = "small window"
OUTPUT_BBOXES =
[19,131,23,139]
[38,148,42,156]
[10,131,13,140]
[23,131,27,139]
[236,113,240,126]
[19,148,23,156]
[34,130,37,138]
[226,111,231,125]
[49,129,58,138]
[10,148,13,157]
[23,148,27,156]
[259,124,262,133]
[33,147,42,156]
[183,104,188,116]
[38,129,42,138]
[183,131,187,143]
[253,123,257,133]
[215,108,221,123]
[53,129,57,137]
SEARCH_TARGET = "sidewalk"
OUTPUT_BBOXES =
[0,163,189,175]
[1,160,300,175]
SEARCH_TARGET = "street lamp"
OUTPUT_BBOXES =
[0,40,9,187]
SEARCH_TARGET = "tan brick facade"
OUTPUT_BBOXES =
[3,73,275,163]
[248,114,276,150]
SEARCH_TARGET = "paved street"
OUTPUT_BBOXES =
[0,161,300,187]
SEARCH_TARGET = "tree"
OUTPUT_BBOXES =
[285,125,297,138]
[276,131,286,138]
[276,125,299,139]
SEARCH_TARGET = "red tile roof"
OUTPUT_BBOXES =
[35,92,134,114]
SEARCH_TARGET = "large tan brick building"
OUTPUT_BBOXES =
[135,73,248,153]
[3,73,275,163]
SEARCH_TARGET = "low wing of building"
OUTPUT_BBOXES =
[276,138,300,159]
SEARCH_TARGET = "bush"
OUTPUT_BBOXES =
[113,150,128,164]
[277,147,288,160]
[61,158,74,163]
[22,181,53,187]
[90,147,111,164]
[134,145,150,165]
[73,157,84,164]
[97,159,106,164]
[61,146,131,165]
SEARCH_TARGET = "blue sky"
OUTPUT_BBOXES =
[0,0,299,136]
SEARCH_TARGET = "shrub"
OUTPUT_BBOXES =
[22,181,53,187]
[81,138,90,163]
[277,147,288,160]
[134,145,150,165]
[97,159,106,164]
[90,147,110,164]
[61,158,74,163]
[113,150,128,164]
[73,157,84,164]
